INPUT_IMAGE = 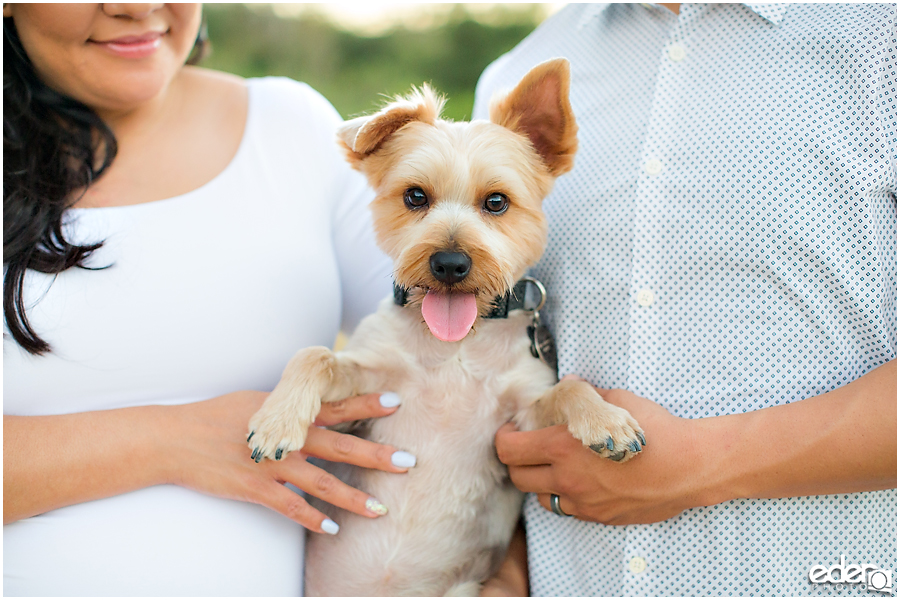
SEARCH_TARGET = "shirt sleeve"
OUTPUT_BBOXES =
[297,85,393,333]
[331,157,393,333]
[473,51,514,121]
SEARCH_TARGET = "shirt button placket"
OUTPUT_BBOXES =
[667,43,686,62]
[636,289,655,307]
[629,556,648,574]
[644,158,663,176]
[629,19,685,425]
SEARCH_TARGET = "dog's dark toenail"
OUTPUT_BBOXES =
[609,451,627,462]
[247,431,255,442]
[254,453,263,463]
[275,448,283,460]
[638,432,647,446]
[606,437,615,452]
[589,442,606,453]
[630,440,641,452]
[251,448,259,460]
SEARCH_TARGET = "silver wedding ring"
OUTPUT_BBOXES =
[550,493,570,517]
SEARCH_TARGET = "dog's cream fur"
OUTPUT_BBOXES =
[248,59,644,596]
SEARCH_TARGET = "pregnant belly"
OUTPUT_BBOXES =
[3,485,305,596]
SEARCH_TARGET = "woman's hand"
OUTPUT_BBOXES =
[163,391,412,533]
[495,384,706,526]
[4,390,411,528]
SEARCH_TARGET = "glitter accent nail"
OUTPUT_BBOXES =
[366,497,388,516]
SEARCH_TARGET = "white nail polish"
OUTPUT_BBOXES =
[379,392,401,408]
[391,450,417,468]
[321,518,340,535]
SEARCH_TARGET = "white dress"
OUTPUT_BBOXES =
[3,77,393,596]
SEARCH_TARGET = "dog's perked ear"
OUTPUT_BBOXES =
[489,58,578,177]
[337,86,446,166]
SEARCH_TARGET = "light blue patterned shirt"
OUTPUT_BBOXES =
[474,3,896,596]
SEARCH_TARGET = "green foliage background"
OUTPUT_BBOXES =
[201,4,544,121]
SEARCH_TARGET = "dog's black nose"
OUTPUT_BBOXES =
[430,251,472,284]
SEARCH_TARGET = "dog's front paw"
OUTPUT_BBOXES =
[554,380,645,462]
[246,392,311,462]
[569,400,645,462]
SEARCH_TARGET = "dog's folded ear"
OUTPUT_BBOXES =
[338,86,446,165]
[489,58,578,177]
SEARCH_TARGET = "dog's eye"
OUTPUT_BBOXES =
[483,193,509,215]
[403,188,429,209]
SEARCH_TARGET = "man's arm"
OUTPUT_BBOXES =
[494,360,896,525]
[698,358,896,503]
[480,520,529,597]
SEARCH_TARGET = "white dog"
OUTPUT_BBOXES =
[248,58,644,596]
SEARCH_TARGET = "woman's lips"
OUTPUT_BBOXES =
[90,32,164,59]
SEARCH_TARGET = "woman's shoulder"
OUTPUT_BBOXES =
[180,66,247,108]
[244,76,349,163]
[174,68,348,180]
[245,75,344,128]
[180,67,342,131]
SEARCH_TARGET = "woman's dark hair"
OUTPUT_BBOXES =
[3,15,208,355]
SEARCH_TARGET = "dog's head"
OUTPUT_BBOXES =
[338,58,577,342]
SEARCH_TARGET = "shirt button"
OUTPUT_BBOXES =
[644,158,663,176]
[628,556,647,574]
[636,289,655,307]
[668,43,686,62]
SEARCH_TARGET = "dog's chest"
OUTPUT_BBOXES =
[306,308,557,595]
[361,310,554,481]
[387,311,543,421]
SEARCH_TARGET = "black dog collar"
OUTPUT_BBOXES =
[392,277,547,319]
[392,277,557,374]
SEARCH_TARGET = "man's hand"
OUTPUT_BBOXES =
[495,361,896,526]
[496,385,706,525]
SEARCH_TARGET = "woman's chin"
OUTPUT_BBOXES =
[86,68,182,118]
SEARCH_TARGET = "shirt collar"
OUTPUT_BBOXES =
[743,3,786,25]
[576,3,611,29]
[577,3,786,28]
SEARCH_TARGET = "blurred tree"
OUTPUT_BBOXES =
[201,4,543,120]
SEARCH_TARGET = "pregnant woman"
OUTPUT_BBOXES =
[3,4,410,595]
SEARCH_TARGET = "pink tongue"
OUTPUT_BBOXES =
[421,291,478,342]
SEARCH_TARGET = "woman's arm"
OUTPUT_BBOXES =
[494,360,896,525]
[5,403,170,524]
[4,391,410,527]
